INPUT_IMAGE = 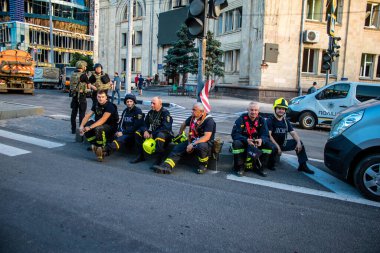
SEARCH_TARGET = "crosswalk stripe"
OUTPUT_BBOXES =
[0,129,65,148]
[0,143,31,156]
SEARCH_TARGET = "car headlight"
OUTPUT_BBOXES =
[329,110,364,139]
[290,96,305,105]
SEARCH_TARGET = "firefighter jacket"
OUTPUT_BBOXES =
[141,108,173,135]
[231,113,270,145]
[118,106,144,135]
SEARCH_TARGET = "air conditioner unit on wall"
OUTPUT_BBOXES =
[303,30,320,43]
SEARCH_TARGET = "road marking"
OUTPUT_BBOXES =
[227,174,380,208]
[281,154,361,197]
[0,143,31,156]
[49,114,70,119]
[0,129,65,148]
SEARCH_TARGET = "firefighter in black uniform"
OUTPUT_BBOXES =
[266,98,314,174]
[104,93,144,155]
[89,63,111,106]
[70,60,89,134]
[79,90,119,162]
[131,96,173,166]
[231,102,274,177]
[153,102,216,174]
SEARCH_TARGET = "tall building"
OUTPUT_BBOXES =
[0,0,94,66]
[98,0,380,101]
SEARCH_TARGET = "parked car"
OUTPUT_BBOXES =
[287,81,380,129]
[324,98,380,201]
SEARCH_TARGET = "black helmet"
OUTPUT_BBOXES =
[94,63,103,69]
[124,93,137,104]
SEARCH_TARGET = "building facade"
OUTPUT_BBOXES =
[0,0,94,66]
[98,0,380,101]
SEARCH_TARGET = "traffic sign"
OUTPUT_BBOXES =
[327,14,336,37]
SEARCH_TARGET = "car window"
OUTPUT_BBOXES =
[355,85,380,102]
[316,83,350,100]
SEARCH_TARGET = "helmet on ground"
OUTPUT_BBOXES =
[143,138,156,154]
[172,131,187,144]
[76,60,87,69]
[124,93,137,104]
[273,97,288,110]
[94,63,103,69]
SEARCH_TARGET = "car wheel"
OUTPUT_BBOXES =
[299,112,316,130]
[354,154,380,202]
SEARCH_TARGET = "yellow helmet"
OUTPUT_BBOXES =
[273,97,288,110]
[172,131,187,144]
[143,138,156,154]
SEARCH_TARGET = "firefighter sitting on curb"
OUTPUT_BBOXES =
[103,93,144,156]
[153,103,216,174]
[88,63,111,106]
[131,96,173,167]
[231,102,274,177]
[266,98,314,174]
[69,60,90,134]
[79,90,119,162]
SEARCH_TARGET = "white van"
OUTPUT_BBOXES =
[287,81,380,129]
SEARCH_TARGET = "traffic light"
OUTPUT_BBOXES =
[185,0,206,36]
[322,51,332,71]
[208,0,228,19]
[331,36,341,61]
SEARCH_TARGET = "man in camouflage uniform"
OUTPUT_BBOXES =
[89,63,111,106]
[70,60,90,134]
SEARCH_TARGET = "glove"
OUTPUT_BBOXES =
[100,74,110,84]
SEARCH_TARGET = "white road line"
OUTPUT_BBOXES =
[283,153,324,163]
[0,130,65,148]
[0,143,31,156]
[281,154,361,197]
[227,174,380,208]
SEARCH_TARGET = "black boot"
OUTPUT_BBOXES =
[298,163,314,174]
[236,165,245,177]
[197,164,208,174]
[130,154,145,164]
[255,167,267,177]
[152,163,172,174]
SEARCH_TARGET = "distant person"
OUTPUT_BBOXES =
[111,72,121,105]
[58,74,63,90]
[134,74,139,90]
[154,73,159,85]
[138,74,144,96]
[307,81,318,94]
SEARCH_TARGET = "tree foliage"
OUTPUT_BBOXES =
[70,53,94,71]
[205,31,224,81]
[163,24,198,85]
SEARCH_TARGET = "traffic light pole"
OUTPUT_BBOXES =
[196,2,208,102]
[325,36,332,86]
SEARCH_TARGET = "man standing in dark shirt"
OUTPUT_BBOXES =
[153,103,216,174]
[131,96,173,166]
[79,90,119,162]
[266,98,314,174]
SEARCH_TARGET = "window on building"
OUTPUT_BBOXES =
[132,31,142,46]
[132,58,141,72]
[173,0,188,8]
[1,0,8,12]
[217,7,242,35]
[224,49,240,72]
[360,53,374,77]
[377,56,380,78]
[122,58,126,72]
[326,0,344,23]
[302,48,318,73]
[307,0,322,21]
[123,1,144,20]
[122,33,127,47]
[365,2,380,28]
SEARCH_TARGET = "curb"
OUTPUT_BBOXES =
[0,101,44,120]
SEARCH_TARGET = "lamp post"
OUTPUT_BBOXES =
[49,0,54,65]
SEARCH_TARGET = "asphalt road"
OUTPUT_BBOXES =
[1,89,379,252]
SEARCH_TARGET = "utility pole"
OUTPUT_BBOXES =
[125,0,133,94]
[49,0,54,65]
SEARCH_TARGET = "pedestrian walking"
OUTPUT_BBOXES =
[111,72,121,105]
[307,81,318,94]
[138,74,144,96]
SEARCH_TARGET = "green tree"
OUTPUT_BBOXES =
[163,24,198,86]
[205,31,224,83]
[70,53,94,71]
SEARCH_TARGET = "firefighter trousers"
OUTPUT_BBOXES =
[84,121,116,147]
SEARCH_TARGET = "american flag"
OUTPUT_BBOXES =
[200,80,214,113]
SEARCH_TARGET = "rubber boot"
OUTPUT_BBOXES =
[298,162,314,174]
[153,162,173,174]
[130,153,145,164]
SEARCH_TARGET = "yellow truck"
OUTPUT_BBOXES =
[0,50,35,94]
